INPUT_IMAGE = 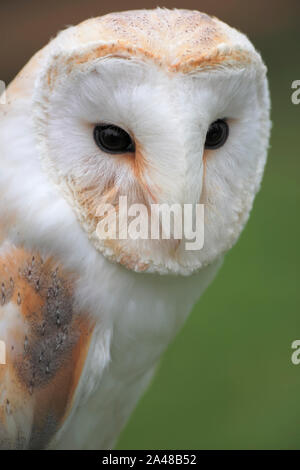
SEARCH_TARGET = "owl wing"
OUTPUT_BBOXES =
[0,245,94,449]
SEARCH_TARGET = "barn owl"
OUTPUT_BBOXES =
[0,8,270,449]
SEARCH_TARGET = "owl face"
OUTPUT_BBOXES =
[31,9,270,275]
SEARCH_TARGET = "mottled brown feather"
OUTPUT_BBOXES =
[0,247,94,449]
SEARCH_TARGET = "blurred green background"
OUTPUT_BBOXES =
[1,0,300,450]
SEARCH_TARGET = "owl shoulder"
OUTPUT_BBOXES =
[0,245,94,449]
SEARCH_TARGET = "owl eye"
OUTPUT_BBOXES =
[205,119,229,150]
[94,124,135,154]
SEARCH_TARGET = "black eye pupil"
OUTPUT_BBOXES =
[94,125,135,154]
[205,119,229,150]
[95,121,227,154]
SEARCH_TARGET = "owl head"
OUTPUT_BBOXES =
[1,9,271,275]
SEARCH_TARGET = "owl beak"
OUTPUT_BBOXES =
[156,151,205,208]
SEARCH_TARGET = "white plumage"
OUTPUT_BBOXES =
[0,8,270,449]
